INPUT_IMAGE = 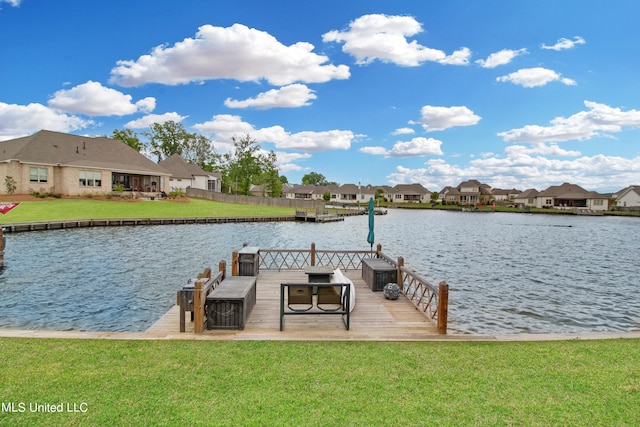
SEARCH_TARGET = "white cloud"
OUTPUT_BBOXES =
[386,148,640,192]
[361,137,443,158]
[124,112,187,129]
[0,102,92,141]
[498,101,640,143]
[224,84,316,109]
[194,114,355,152]
[496,67,575,88]
[417,105,481,131]
[475,48,527,68]
[541,36,586,51]
[48,81,156,116]
[392,127,415,136]
[110,24,350,87]
[322,14,470,66]
[0,0,21,6]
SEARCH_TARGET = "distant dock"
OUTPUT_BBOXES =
[295,210,344,223]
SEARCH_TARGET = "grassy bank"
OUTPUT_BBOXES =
[0,338,637,425]
[0,197,294,223]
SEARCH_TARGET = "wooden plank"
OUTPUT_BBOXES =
[148,269,439,340]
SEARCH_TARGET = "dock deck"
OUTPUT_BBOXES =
[146,270,440,341]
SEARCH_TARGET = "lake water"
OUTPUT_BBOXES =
[1,209,639,334]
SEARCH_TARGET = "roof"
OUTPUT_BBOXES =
[391,183,430,194]
[538,183,608,200]
[159,154,220,180]
[517,188,539,198]
[614,185,640,198]
[0,130,170,176]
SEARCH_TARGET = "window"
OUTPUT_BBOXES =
[79,171,102,187]
[29,167,47,183]
[545,199,553,205]
[594,199,603,206]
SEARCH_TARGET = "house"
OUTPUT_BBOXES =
[331,183,377,204]
[535,183,609,211]
[284,184,331,201]
[159,154,221,193]
[513,189,539,207]
[492,188,522,202]
[385,183,430,203]
[614,185,640,210]
[0,130,170,196]
[440,180,492,204]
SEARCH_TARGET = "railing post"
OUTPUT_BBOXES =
[219,260,226,280]
[376,243,382,258]
[311,242,316,266]
[397,257,404,290]
[232,250,239,276]
[193,279,205,333]
[437,281,449,334]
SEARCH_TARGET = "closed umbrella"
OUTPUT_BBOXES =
[367,197,375,250]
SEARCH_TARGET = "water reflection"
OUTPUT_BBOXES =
[1,209,639,334]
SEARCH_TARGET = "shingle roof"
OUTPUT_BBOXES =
[0,130,170,175]
[159,154,220,180]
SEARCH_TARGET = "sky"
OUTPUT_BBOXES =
[1,0,639,192]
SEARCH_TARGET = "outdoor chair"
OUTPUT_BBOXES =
[317,285,342,312]
[287,285,312,312]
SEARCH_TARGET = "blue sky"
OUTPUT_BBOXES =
[1,0,638,192]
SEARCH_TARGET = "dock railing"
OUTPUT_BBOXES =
[237,243,449,334]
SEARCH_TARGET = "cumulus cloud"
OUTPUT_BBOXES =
[386,148,640,192]
[322,14,470,66]
[498,101,640,143]
[0,102,91,141]
[416,105,481,131]
[496,67,576,88]
[541,36,586,50]
[224,84,316,109]
[392,127,415,136]
[124,112,187,129]
[48,81,156,116]
[0,0,21,6]
[194,114,355,152]
[360,137,443,158]
[476,48,527,68]
[110,24,350,87]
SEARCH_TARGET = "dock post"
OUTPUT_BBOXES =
[397,257,404,290]
[376,243,382,258]
[311,243,316,266]
[437,281,449,334]
[219,260,226,280]
[0,228,3,269]
[231,251,239,276]
[193,279,205,333]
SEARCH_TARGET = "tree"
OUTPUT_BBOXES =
[302,172,328,186]
[112,128,144,152]
[4,176,16,195]
[222,134,264,195]
[146,121,191,162]
[261,151,282,197]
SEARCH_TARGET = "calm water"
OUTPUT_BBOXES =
[1,209,639,334]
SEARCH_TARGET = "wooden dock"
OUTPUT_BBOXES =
[294,210,344,223]
[146,270,440,341]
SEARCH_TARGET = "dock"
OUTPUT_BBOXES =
[147,269,440,341]
[295,210,344,223]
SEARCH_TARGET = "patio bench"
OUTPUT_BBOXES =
[177,265,225,333]
[205,276,257,330]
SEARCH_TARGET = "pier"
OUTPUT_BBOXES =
[149,243,449,340]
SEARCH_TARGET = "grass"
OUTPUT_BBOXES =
[0,338,638,426]
[0,198,295,223]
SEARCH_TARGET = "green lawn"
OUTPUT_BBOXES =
[0,338,637,426]
[0,198,295,223]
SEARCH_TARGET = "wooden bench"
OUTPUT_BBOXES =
[279,282,351,331]
[177,264,225,333]
[206,276,257,330]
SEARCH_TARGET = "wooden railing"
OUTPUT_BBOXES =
[240,243,449,334]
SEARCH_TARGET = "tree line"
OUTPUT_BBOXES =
[111,121,283,197]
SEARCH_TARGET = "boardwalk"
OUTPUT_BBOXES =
[146,270,442,341]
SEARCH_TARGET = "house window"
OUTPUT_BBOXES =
[29,167,47,183]
[594,199,603,206]
[207,179,216,191]
[545,199,553,205]
[79,171,102,187]
[395,194,402,199]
